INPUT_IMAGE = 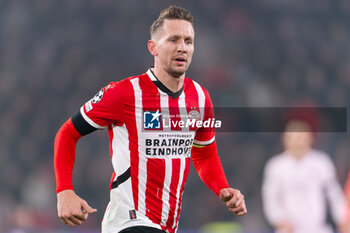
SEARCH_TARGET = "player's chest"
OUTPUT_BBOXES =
[125,91,203,131]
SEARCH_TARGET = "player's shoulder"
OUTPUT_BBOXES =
[105,74,143,90]
[184,77,211,96]
[96,75,141,103]
[118,72,151,86]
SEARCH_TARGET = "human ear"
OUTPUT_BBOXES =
[147,40,158,56]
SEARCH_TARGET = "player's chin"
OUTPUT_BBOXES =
[168,67,187,78]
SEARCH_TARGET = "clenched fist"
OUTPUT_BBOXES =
[57,190,97,227]
[220,188,247,216]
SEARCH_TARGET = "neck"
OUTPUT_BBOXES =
[287,148,309,159]
[151,67,184,93]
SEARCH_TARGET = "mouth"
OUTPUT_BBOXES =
[174,57,187,66]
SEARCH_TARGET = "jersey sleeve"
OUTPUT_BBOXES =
[193,88,215,147]
[79,82,125,129]
[191,141,229,196]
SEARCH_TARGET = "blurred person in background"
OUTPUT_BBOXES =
[54,5,246,233]
[262,114,346,233]
[344,171,350,233]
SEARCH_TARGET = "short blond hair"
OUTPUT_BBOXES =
[150,5,194,38]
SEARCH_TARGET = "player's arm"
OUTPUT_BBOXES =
[54,82,124,227]
[191,141,247,216]
[54,114,98,227]
[192,85,246,215]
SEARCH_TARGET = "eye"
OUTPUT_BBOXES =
[185,40,193,45]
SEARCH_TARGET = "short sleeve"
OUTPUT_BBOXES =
[193,88,215,146]
[80,82,125,129]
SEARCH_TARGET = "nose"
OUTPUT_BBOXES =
[177,40,187,52]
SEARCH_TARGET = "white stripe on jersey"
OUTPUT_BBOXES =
[158,92,173,226]
[130,78,147,216]
[193,136,216,146]
[160,92,171,132]
[159,92,172,226]
[192,81,205,121]
[172,157,186,229]
[102,125,135,232]
[147,69,157,81]
[178,92,188,132]
[192,80,215,146]
[80,106,105,129]
[111,125,130,177]
[160,159,172,226]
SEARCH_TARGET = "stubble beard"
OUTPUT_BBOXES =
[167,69,184,78]
[166,63,189,78]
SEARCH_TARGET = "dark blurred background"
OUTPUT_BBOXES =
[1,0,349,233]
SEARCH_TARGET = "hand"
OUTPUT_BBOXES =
[57,190,97,227]
[220,188,247,216]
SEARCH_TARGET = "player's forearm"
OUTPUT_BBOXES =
[54,118,82,193]
[191,141,229,196]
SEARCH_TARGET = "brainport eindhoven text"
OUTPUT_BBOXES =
[145,138,193,156]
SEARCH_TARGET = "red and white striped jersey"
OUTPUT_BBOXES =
[80,69,215,233]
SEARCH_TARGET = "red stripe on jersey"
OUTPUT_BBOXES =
[107,125,114,159]
[145,159,166,224]
[140,72,161,115]
[174,157,191,231]
[168,97,181,131]
[139,74,165,222]
[165,158,181,230]
[202,86,214,122]
[184,79,200,131]
[127,78,140,210]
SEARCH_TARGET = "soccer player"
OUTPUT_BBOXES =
[54,5,247,233]
[262,118,346,233]
[344,171,350,233]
